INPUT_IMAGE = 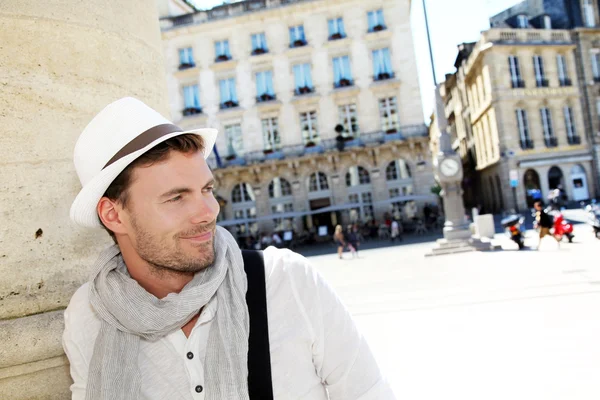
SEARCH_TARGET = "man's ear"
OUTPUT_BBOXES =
[97,197,127,235]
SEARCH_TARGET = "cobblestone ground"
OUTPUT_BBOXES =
[307,219,600,400]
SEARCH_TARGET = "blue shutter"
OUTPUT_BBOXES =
[179,49,186,65]
[192,85,200,108]
[338,18,346,37]
[215,41,221,57]
[260,33,267,51]
[377,9,385,26]
[229,78,238,103]
[343,56,352,80]
[293,65,303,89]
[333,58,342,84]
[298,25,305,41]
[265,71,274,95]
[289,27,295,46]
[328,19,335,37]
[382,48,392,73]
[256,72,265,96]
[372,49,381,75]
[251,34,258,51]
[183,86,191,107]
[304,64,313,88]
[368,11,376,31]
[224,40,231,57]
[220,79,228,103]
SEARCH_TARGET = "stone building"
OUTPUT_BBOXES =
[159,0,434,240]
[0,1,169,399]
[438,4,600,213]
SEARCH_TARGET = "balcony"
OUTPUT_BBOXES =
[334,78,354,89]
[511,79,526,88]
[251,47,268,56]
[484,28,571,45]
[178,62,196,70]
[182,107,202,116]
[568,135,582,145]
[294,86,315,96]
[208,124,428,169]
[520,139,534,150]
[544,137,558,148]
[290,39,307,48]
[369,24,386,33]
[219,100,239,110]
[559,78,572,87]
[215,54,232,62]
[328,32,345,41]
[374,72,395,82]
[536,78,549,88]
[256,93,276,103]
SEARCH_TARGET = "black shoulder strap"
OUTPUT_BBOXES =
[241,250,274,400]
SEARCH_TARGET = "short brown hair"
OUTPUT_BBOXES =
[100,134,205,241]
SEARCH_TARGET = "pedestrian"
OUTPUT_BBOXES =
[333,224,346,259]
[271,231,283,248]
[390,219,401,243]
[346,225,358,258]
[62,98,394,399]
[534,200,560,250]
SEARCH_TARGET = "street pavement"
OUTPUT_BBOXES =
[306,219,600,400]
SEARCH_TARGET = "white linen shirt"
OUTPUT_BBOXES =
[62,247,395,399]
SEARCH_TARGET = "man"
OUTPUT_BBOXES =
[534,200,559,250]
[63,98,394,400]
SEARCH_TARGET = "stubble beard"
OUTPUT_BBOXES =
[130,215,217,275]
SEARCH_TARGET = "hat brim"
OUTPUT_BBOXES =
[70,128,218,228]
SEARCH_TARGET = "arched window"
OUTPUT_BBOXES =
[308,172,329,192]
[269,177,292,198]
[346,166,370,187]
[386,159,411,181]
[231,183,255,203]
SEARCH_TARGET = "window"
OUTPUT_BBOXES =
[379,97,399,133]
[269,177,292,198]
[517,14,529,28]
[300,111,319,144]
[584,0,596,27]
[508,56,524,88]
[328,18,346,40]
[591,50,600,81]
[372,48,393,80]
[564,106,579,144]
[557,55,570,86]
[178,47,195,69]
[182,84,201,115]
[215,40,231,62]
[338,104,359,137]
[256,71,275,102]
[308,172,329,192]
[543,15,552,29]
[367,9,386,32]
[386,159,411,181]
[251,33,268,55]
[262,118,280,151]
[333,56,353,87]
[271,203,294,213]
[348,193,374,220]
[516,109,532,149]
[232,183,255,203]
[293,63,314,95]
[219,78,238,109]
[346,166,370,187]
[224,124,243,157]
[540,107,556,147]
[533,55,547,87]
[289,25,306,47]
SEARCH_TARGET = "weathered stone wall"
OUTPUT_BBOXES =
[0,0,169,398]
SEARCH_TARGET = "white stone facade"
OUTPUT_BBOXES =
[160,0,434,239]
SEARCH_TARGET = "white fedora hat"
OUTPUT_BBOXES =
[70,97,217,228]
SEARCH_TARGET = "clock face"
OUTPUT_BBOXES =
[440,158,460,177]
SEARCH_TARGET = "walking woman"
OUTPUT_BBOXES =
[334,225,346,259]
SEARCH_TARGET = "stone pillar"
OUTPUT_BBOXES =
[0,1,168,398]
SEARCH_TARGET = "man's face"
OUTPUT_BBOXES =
[120,150,220,273]
[534,203,542,211]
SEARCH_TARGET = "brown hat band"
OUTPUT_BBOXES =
[103,123,183,169]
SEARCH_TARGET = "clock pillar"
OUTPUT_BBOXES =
[428,130,493,256]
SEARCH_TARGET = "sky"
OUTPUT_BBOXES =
[191,0,523,122]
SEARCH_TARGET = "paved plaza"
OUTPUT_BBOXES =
[307,222,600,400]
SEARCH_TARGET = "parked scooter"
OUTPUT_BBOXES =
[501,214,525,249]
[549,209,574,243]
[585,203,600,239]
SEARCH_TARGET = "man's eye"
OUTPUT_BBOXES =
[205,186,215,193]
[167,195,182,203]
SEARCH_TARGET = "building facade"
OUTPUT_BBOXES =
[438,4,600,213]
[159,0,433,239]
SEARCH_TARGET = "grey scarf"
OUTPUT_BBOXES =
[86,226,249,400]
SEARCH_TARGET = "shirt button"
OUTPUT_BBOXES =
[187,352,194,360]
[195,385,203,393]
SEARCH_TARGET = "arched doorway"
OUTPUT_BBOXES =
[548,166,564,191]
[524,169,541,208]
[571,164,590,201]
[345,165,374,222]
